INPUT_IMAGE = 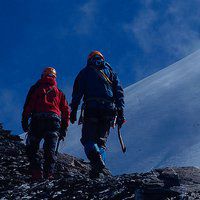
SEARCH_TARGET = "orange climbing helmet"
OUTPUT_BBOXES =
[42,67,57,78]
[87,51,104,61]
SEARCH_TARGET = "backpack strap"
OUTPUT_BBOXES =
[99,69,113,84]
[90,62,114,86]
[104,62,114,83]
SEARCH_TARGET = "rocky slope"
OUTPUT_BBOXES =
[1,124,200,200]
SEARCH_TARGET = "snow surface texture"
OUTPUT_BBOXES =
[23,50,200,175]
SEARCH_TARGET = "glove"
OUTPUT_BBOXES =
[59,119,68,140]
[21,117,29,132]
[70,109,77,124]
[116,109,126,128]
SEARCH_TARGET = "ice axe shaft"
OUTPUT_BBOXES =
[55,129,68,155]
[55,135,65,156]
[118,126,126,153]
[55,138,61,156]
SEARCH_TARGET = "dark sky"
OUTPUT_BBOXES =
[0,0,199,133]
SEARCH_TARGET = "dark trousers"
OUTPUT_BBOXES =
[81,108,114,163]
[26,117,60,174]
[82,117,111,148]
[81,108,114,147]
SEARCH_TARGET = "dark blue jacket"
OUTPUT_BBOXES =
[71,63,124,111]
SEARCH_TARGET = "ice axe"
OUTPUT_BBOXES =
[112,113,126,153]
[55,137,61,156]
[117,125,126,153]
[55,130,67,156]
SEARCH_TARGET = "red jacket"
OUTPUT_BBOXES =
[22,77,70,127]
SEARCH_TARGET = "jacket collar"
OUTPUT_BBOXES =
[38,76,57,86]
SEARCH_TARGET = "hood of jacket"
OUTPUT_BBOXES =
[38,76,57,86]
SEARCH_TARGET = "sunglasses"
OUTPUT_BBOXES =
[93,55,103,60]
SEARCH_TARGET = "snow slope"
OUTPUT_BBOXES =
[116,49,200,174]
[39,50,200,174]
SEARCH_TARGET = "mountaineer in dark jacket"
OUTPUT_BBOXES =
[22,67,70,181]
[70,51,125,178]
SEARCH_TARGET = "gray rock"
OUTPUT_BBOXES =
[1,124,200,199]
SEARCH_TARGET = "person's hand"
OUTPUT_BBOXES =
[21,117,29,132]
[70,109,77,124]
[116,109,126,128]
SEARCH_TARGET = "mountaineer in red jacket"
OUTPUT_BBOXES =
[22,67,70,180]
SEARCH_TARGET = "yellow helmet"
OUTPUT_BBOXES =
[42,67,57,78]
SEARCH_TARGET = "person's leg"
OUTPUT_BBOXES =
[82,118,102,162]
[43,121,60,178]
[26,132,42,180]
[84,141,105,167]
[81,116,110,178]
[95,114,112,176]
[97,117,111,160]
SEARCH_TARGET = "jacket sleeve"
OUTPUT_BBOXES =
[22,84,37,119]
[112,73,125,110]
[70,70,85,110]
[60,92,70,129]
